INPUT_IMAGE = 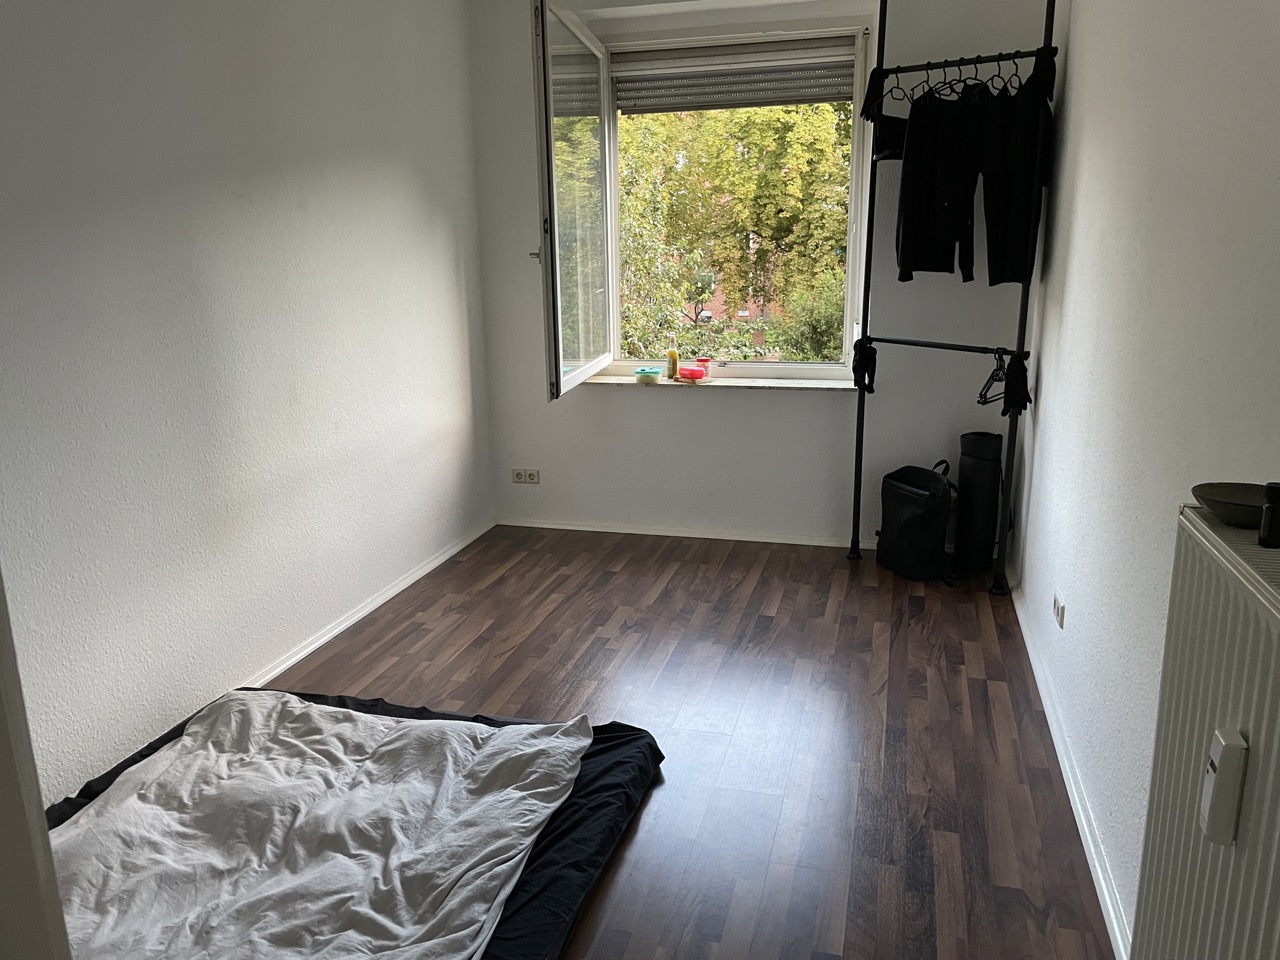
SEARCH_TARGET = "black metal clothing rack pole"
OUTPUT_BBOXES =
[847,0,1056,598]
[879,45,1058,77]
[868,334,1030,357]
[848,0,888,566]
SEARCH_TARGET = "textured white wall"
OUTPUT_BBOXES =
[1013,0,1280,947]
[0,0,493,802]
[469,0,1047,546]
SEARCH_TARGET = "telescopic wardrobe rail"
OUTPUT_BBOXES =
[849,0,1056,596]
[867,335,1029,358]
[878,45,1057,77]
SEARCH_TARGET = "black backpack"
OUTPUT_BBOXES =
[876,460,954,581]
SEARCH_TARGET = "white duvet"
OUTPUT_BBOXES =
[50,690,592,960]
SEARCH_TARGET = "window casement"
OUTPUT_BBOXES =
[532,1,869,400]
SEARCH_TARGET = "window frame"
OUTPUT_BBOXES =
[534,9,873,396]
[532,1,618,400]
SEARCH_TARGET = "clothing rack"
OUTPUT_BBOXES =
[879,46,1057,78]
[870,335,1029,358]
[849,0,1057,596]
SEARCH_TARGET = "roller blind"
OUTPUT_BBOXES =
[550,51,601,118]
[613,37,857,114]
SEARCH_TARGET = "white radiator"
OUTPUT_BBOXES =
[1131,505,1280,960]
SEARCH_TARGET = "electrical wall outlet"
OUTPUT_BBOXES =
[511,468,540,484]
[1052,592,1066,629]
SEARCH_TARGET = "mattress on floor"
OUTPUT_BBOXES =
[46,687,664,960]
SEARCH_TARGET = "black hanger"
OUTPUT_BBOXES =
[953,61,985,97]
[978,350,1009,406]
[909,66,934,101]
[990,56,1007,93]
[868,71,910,113]
[935,63,957,98]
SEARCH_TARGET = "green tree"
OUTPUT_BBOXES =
[770,269,847,362]
[617,114,686,358]
[552,113,608,366]
[618,103,851,362]
[681,265,716,323]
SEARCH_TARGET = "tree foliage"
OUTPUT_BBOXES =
[618,103,852,362]
[552,113,608,366]
[768,269,848,362]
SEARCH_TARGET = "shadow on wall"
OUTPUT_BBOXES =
[0,0,492,801]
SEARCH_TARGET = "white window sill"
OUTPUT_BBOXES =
[586,374,856,392]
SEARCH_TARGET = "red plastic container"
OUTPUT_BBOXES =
[677,366,706,381]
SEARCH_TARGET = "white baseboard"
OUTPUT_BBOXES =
[241,520,496,688]
[494,515,877,552]
[1012,589,1133,960]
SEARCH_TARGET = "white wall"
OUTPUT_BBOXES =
[0,0,493,802]
[469,0,1049,546]
[1013,0,1280,950]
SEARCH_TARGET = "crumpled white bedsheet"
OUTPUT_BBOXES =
[50,689,592,960]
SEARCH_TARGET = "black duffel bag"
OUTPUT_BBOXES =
[876,460,953,581]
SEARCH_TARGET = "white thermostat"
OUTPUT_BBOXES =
[1199,728,1248,845]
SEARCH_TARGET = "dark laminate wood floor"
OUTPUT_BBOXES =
[275,525,1114,960]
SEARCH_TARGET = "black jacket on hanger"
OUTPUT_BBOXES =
[896,83,992,282]
[983,51,1056,285]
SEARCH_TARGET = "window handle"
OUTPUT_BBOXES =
[529,250,542,263]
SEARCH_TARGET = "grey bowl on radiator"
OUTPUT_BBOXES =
[1192,482,1266,529]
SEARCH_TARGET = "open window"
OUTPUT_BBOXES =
[532,1,615,400]
[534,3,868,398]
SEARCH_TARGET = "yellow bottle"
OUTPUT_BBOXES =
[666,336,680,380]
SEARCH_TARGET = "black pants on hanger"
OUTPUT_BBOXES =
[896,83,991,283]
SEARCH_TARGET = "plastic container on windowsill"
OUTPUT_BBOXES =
[677,366,706,382]
[634,366,663,384]
[695,357,713,379]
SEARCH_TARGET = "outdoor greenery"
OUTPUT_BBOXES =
[769,268,849,362]
[552,112,608,367]
[618,103,852,362]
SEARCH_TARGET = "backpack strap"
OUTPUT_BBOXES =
[933,459,960,496]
